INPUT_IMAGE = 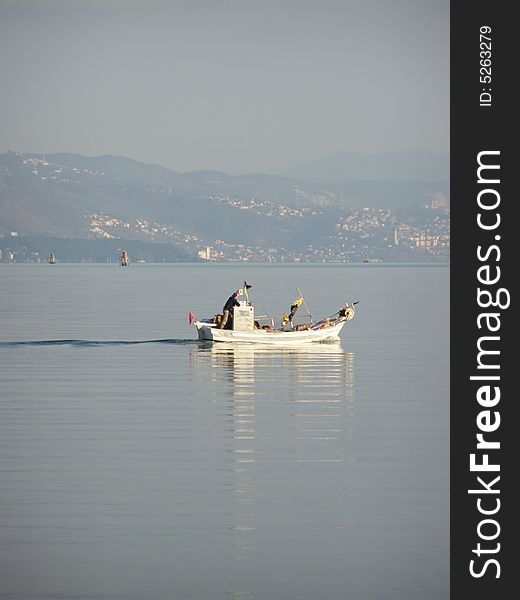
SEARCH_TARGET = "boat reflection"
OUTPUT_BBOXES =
[190,342,356,564]
[196,340,354,396]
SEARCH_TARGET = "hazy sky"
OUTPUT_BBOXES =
[0,0,449,174]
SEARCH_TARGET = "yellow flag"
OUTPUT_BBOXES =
[292,297,303,307]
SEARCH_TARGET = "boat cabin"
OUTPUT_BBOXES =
[232,302,254,331]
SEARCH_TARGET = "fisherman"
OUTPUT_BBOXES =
[219,290,240,329]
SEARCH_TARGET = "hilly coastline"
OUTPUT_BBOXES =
[0,150,449,263]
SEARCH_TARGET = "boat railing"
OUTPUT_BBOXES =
[291,314,313,325]
[254,315,275,329]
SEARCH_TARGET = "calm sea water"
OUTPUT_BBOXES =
[0,264,449,600]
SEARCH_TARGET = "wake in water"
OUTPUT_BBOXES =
[0,339,197,348]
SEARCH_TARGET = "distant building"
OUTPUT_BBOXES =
[413,233,439,248]
[429,192,449,209]
[198,246,213,261]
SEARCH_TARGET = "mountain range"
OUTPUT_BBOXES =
[281,149,449,183]
[0,150,449,262]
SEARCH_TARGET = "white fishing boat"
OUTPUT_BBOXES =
[190,285,357,345]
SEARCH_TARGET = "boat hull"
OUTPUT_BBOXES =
[194,320,346,344]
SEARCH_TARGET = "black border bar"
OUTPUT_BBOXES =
[451,2,514,598]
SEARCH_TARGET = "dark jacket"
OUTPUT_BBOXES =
[223,295,240,312]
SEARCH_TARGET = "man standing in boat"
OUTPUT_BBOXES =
[219,290,240,329]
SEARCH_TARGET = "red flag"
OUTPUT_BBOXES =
[188,311,195,325]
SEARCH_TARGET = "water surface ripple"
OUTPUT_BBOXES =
[0,264,449,600]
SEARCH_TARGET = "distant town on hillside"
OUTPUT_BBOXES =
[0,150,449,264]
